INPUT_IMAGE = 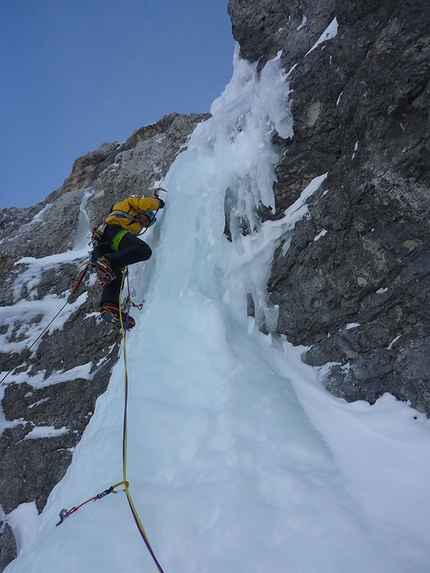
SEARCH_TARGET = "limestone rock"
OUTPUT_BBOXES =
[229,0,430,413]
[0,523,16,572]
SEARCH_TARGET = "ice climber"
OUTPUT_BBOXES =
[90,191,165,329]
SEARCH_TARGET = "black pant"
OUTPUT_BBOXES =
[94,224,152,306]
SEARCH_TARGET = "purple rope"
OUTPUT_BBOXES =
[124,269,131,330]
[126,494,166,573]
[121,271,166,573]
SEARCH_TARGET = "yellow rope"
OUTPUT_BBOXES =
[48,265,165,572]
[119,271,166,573]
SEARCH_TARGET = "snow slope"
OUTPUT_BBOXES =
[3,50,430,573]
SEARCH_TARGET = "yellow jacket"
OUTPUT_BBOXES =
[105,197,160,235]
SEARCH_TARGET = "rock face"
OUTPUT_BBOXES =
[228,0,430,412]
[0,112,208,570]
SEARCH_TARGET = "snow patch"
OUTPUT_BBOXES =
[6,502,39,554]
[313,229,327,241]
[306,18,338,56]
[24,425,70,439]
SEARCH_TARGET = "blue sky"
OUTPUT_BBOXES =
[0,0,235,208]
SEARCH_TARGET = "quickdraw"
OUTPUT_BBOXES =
[89,222,107,249]
[55,481,128,526]
[123,297,144,311]
[56,481,128,526]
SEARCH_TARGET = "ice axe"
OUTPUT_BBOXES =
[153,186,167,198]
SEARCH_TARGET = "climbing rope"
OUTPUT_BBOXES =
[119,272,166,573]
[55,271,166,573]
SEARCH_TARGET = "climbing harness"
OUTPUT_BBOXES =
[111,229,128,252]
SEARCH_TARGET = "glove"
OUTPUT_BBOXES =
[157,197,165,209]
